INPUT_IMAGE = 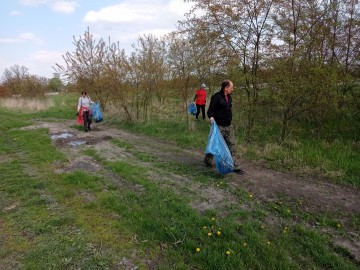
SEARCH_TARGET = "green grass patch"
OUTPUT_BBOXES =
[0,94,359,269]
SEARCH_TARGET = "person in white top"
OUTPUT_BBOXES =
[76,91,94,132]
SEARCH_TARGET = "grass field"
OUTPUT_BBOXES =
[0,94,359,269]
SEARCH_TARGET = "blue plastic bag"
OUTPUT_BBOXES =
[205,121,234,174]
[90,102,103,123]
[187,103,197,115]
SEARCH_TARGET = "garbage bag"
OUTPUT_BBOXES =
[187,103,197,115]
[205,121,234,174]
[90,102,103,123]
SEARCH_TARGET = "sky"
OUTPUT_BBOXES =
[0,0,195,79]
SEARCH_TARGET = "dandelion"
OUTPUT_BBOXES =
[337,224,341,228]
[287,209,291,213]
[220,181,223,184]
[217,231,221,236]
[260,225,265,229]
[267,241,271,245]
[226,250,231,255]
[243,242,247,247]
[196,248,201,253]
[208,232,212,236]
[203,226,207,229]
[249,194,253,198]
[211,217,216,221]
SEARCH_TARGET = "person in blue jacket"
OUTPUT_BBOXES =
[204,79,245,174]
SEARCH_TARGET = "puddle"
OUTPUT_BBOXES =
[51,133,74,139]
[68,140,87,146]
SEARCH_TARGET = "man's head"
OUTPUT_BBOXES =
[221,80,233,95]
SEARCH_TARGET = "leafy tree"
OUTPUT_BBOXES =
[103,39,132,121]
[48,74,63,92]
[1,65,47,97]
[131,34,168,121]
[1,65,29,96]
[54,27,107,108]
[183,0,274,140]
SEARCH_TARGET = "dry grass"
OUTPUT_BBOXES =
[0,97,54,111]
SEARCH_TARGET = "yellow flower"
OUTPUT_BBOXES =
[249,194,253,198]
[217,231,221,236]
[203,226,207,229]
[208,232,212,236]
[196,248,201,253]
[267,241,271,245]
[243,242,247,247]
[337,224,341,228]
[211,217,216,221]
[260,225,265,229]
[226,250,231,255]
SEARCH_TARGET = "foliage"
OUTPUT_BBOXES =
[1,65,49,97]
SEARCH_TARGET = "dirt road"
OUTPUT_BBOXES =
[21,119,360,262]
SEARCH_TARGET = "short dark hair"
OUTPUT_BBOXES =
[81,91,87,95]
[221,80,231,91]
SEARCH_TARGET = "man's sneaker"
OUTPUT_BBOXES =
[233,168,245,175]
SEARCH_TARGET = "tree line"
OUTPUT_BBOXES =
[0,65,63,97]
[1,0,359,142]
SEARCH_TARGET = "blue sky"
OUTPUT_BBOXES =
[0,0,194,78]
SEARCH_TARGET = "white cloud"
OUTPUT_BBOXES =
[21,0,77,14]
[27,50,66,77]
[168,0,194,16]
[29,50,63,62]
[84,3,161,24]
[82,0,195,51]
[51,1,77,14]
[20,0,48,6]
[0,33,42,45]
[10,10,21,16]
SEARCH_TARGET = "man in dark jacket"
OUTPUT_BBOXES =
[204,79,245,174]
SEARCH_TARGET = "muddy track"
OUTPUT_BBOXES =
[21,119,360,262]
